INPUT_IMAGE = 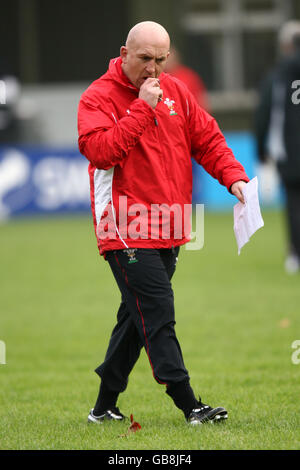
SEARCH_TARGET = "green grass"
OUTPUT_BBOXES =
[0,210,299,450]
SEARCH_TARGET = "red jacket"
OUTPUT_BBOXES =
[78,57,249,255]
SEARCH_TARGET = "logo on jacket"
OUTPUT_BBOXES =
[164,98,177,116]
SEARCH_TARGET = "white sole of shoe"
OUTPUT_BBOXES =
[188,412,228,425]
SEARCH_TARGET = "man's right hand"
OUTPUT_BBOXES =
[139,78,163,109]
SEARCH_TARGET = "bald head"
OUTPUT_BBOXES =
[120,21,170,88]
[126,21,170,50]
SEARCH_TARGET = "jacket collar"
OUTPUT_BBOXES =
[108,57,139,92]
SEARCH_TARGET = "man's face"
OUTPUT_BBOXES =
[121,43,170,89]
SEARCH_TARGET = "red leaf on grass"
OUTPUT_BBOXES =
[129,414,142,433]
[119,414,142,438]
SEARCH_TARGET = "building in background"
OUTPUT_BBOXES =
[1,0,299,143]
[181,0,299,128]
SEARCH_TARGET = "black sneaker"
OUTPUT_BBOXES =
[87,407,126,423]
[187,398,228,425]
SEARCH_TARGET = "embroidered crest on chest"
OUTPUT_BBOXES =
[163,98,178,116]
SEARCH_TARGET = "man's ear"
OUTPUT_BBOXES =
[120,46,127,63]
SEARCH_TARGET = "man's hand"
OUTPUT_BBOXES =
[139,78,163,109]
[231,180,247,204]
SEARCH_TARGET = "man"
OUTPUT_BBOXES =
[255,21,300,274]
[78,21,249,425]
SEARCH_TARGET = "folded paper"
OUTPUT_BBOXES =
[233,177,264,255]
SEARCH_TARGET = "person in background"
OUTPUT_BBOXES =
[0,58,21,143]
[164,46,210,112]
[254,20,300,274]
[164,46,211,203]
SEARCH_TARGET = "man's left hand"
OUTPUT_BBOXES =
[231,180,247,204]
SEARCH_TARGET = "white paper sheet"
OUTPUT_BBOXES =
[233,177,264,255]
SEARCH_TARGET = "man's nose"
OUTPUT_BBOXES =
[146,60,156,75]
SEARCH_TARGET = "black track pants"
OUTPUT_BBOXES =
[95,247,190,392]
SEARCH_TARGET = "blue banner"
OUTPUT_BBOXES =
[0,146,90,220]
[192,131,283,210]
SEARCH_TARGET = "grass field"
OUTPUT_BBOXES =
[0,210,299,450]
